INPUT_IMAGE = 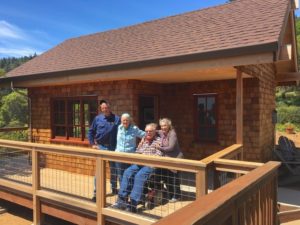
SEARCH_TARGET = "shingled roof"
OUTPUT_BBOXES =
[4,0,291,78]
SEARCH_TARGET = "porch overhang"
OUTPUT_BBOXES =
[276,72,300,85]
[0,50,274,88]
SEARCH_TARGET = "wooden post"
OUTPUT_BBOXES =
[32,149,41,225]
[236,70,243,145]
[96,157,106,225]
[195,168,207,198]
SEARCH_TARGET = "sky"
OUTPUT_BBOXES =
[0,0,299,59]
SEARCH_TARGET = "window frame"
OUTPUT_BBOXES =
[50,96,98,144]
[194,93,218,143]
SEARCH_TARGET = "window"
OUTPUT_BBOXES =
[195,94,217,142]
[51,96,98,141]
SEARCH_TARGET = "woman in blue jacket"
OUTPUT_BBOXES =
[115,113,145,184]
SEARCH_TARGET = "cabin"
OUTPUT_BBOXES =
[1,0,300,224]
[1,0,300,163]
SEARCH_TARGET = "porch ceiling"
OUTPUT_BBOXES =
[6,66,251,87]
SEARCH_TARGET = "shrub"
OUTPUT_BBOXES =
[277,105,300,124]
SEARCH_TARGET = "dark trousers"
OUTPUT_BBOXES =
[161,169,181,199]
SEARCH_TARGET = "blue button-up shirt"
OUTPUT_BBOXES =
[115,125,145,153]
[88,113,120,149]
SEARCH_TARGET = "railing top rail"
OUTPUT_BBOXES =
[213,158,264,174]
[214,158,263,169]
[154,161,280,225]
[0,139,206,172]
[200,144,242,165]
[0,127,28,132]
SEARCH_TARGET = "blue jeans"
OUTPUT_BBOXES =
[94,145,117,196]
[115,162,130,184]
[118,164,154,203]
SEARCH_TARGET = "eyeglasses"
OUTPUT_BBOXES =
[145,130,154,133]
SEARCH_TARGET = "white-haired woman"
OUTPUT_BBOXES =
[115,113,145,184]
[158,118,183,202]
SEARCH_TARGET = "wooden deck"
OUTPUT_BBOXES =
[0,139,283,225]
[1,163,194,220]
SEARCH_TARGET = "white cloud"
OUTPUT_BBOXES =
[0,47,40,57]
[0,20,52,58]
[0,20,24,39]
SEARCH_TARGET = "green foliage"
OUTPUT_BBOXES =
[0,55,35,130]
[0,54,36,73]
[0,68,5,77]
[276,86,300,106]
[284,122,295,129]
[276,123,286,132]
[0,90,28,128]
[0,130,28,141]
[277,105,300,124]
[276,123,300,132]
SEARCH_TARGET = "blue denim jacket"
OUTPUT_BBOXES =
[115,125,145,153]
[88,113,120,149]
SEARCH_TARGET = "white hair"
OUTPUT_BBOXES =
[121,113,132,121]
[159,118,173,130]
[145,123,158,130]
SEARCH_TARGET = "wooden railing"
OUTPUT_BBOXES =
[0,127,28,132]
[0,140,280,225]
[0,138,206,225]
[154,161,280,225]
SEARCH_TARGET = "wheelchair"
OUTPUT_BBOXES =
[143,168,168,210]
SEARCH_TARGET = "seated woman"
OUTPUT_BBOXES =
[158,118,183,203]
[113,123,163,213]
[115,113,145,184]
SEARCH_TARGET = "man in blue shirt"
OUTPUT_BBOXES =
[88,100,120,200]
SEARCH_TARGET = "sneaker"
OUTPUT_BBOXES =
[125,205,137,213]
[91,196,96,202]
[111,201,127,210]
[125,199,137,213]
[169,197,179,203]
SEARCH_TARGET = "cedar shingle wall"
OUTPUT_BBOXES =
[29,69,275,171]
[238,64,276,162]
[159,79,261,160]
[29,80,139,175]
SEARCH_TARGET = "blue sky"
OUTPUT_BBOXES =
[0,0,299,59]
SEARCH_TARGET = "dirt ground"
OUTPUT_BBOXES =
[276,131,300,147]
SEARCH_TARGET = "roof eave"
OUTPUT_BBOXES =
[0,41,278,86]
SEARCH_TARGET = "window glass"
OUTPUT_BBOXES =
[196,95,217,142]
[52,97,97,141]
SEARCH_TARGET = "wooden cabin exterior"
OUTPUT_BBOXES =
[1,0,300,164]
[1,1,300,224]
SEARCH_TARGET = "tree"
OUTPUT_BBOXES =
[0,55,36,128]
[0,68,5,77]
[0,90,28,127]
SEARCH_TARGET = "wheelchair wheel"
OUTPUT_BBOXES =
[153,189,163,206]
[145,199,155,210]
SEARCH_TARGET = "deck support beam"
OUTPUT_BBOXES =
[32,150,41,225]
[96,157,106,225]
[236,70,243,147]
